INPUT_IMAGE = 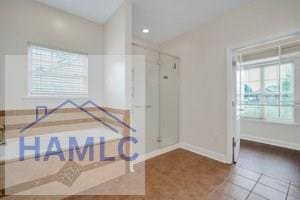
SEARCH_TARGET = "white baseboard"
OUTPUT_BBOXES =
[133,143,229,165]
[133,143,180,164]
[241,134,300,151]
[132,135,299,168]
[146,144,180,160]
[180,143,228,163]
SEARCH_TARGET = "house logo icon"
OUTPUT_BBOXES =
[20,99,136,134]
[18,99,138,163]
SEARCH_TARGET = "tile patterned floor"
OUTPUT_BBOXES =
[238,140,300,186]
[208,166,300,200]
[2,141,300,200]
[62,145,300,200]
[208,140,300,200]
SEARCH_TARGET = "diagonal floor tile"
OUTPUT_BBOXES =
[259,175,289,193]
[231,167,261,182]
[227,173,256,191]
[247,193,268,200]
[253,183,286,200]
[216,182,250,200]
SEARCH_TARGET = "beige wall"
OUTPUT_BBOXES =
[0,0,104,110]
[240,119,300,150]
[103,0,132,109]
[161,0,300,158]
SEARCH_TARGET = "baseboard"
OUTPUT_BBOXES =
[133,136,299,166]
[180,143,228,163]
[241,134,300,151]
[146,144,181,160]
[133,143,180,164]
[133,142,228,165]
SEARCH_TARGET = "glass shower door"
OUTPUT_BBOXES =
[159,54,179,148]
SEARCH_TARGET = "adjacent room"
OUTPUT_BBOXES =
[0,0,299,199]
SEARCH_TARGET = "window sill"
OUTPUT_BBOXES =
[22,96,90,100]
[241,117,299,126]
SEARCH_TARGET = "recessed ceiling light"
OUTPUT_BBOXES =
[142,28,150,34]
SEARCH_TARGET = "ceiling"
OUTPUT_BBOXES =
[36,0,251,43]
[133,0,251,43]
[35,0,124,24]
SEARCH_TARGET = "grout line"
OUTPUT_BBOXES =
[234,166,293,193]
[261,173,290,185]
[224,193,238,200]
[230,171,261,183]
[286,181,291,200]
[207,173,240,200]
[235,164,263,175]
[236,164,291,185]
[207,179,227,199]
[245,173,263,200]
[258,181,289,194]
[233,173,258,182]
[228,180,253,192]
[253,193,271,200]
[209,166,295,200]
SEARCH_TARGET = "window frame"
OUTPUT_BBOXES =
[27,43,89,98]
[239,61,295,123]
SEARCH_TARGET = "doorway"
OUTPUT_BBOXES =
[227,33,300,183]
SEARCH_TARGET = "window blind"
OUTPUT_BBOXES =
[239,36,300,65]
[28,45,88,96]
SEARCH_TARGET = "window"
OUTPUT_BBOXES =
[28,45,88,97]
[235,35,300,123]
[239,63,294,122]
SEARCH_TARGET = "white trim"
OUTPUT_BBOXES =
[180,143,228,164]
[241,117,299,127]
[227,30,300,52]
[133,143,180,164]
[226,48,234,164]
[132,143,230,168]
[22,96,90,100]
[240,135,300,151]
[146,144,180,160]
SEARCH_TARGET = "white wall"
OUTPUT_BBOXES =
[0,0,104,110]
[161,0,300,159]
[103,0,132,109]
[240,119,300,150]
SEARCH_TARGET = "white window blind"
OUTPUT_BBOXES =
[28,45,88,96]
